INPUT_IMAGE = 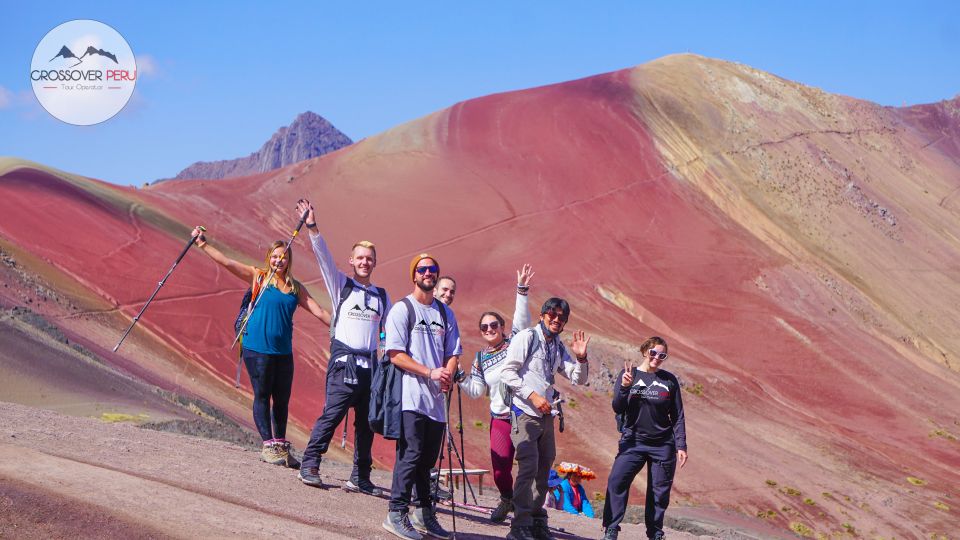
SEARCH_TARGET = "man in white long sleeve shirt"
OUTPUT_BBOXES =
[500,297,590,540]
[296,199,391,496]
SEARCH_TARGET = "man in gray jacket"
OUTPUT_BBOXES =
[501,297,590,540]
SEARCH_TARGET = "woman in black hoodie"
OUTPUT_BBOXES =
[601,336,687,540]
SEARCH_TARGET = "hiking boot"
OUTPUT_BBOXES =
[506,525,536,540]
[344,476,383,496]
[382,510,423,540]
[649,531,665,540]
[259,441,285,465]
[277,440,300,469]
[490,496,513,523]
[603,526,620,540]
[531,520,556,540]
[434,486,452,502]
[298,466,323,487]
[410,506,451,539]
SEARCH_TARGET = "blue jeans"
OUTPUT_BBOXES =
[242,349,294,441]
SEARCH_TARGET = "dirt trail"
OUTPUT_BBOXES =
[0,402,709,539]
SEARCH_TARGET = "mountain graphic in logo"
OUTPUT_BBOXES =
[49,44,118,67]
[650,380,670,392]
[349,303,380,315]
[50,45,79,64]
[429,321,444,329]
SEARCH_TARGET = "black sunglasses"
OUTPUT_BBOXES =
[543,311,568,323]
[479,321,501,332]
[415,265,439,275]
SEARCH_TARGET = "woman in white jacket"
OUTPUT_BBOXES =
[459,264,534,522]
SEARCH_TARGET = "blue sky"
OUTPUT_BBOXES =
[2,2,958,185]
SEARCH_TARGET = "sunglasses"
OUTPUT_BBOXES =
[415,265,439,275]
[543,311,569,323]
[647,349,668,360]
[479,321,501,332]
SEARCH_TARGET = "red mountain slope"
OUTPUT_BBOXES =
[1,55,957,538]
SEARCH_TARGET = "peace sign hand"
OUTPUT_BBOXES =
[621,359,633,387]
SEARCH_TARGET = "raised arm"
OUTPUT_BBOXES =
[296,199,345,301]
[560,330,590,385]
[296,284,332,326]
[192,227,257,282]
[511,264,534,333]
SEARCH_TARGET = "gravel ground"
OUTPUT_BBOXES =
[0,401,709,539]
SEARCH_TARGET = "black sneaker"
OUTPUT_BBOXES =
[298,466,322,487]
[506,525,536,540]
[410,506,451,539]
[344,477,383,496]
[490,496,513,523]
[649,531,665,540]
[531,520,556,540]
[383,510,423,540]
[604,526,620,540]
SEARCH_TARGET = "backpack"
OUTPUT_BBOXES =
[369,297,448,439]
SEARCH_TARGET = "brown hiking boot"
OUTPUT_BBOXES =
[259,441,285,465]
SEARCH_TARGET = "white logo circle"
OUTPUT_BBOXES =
[30,20,137,126]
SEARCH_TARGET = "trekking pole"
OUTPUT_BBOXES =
[457,383,467,504]
[113,226,204,352]
[341,410,349,449]
[231,209,309,349]
[445,388,480,503]
[444,390,457,537]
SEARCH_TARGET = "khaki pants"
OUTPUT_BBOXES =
[510,413,556,527]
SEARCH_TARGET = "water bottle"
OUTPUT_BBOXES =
[377,331,386,361]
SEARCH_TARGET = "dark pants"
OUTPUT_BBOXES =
[301,360,374,479]
[389,411,445,512]
[511,413,556,527]
[602,440,677,538]
[242,349,294,442]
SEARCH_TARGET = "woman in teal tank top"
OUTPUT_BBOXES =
[193,228,330,468]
